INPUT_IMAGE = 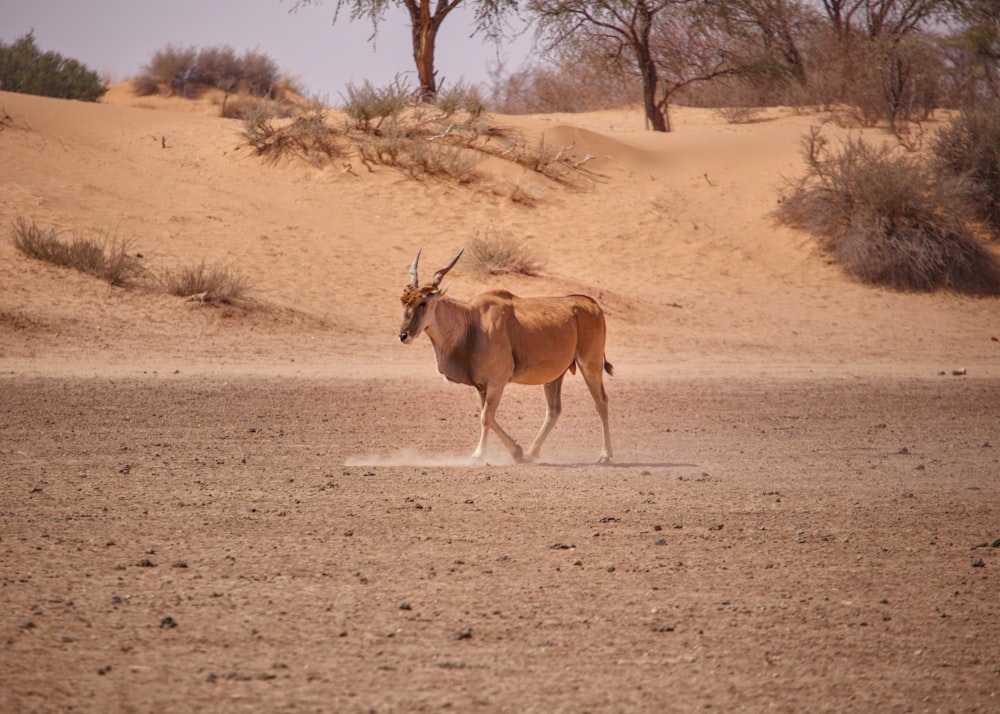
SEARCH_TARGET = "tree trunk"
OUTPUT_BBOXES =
[637,44,668,131]
[410,0,442,101]
[633,4,668,132]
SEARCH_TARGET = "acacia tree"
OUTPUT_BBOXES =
[650,5,742,128]
[943,0,1000,103]
[530,0,737,131]
[709,0,813,85]
[291,0,517,100]
[812,0,959,45]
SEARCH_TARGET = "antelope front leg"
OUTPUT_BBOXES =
[472,384,523,463]
[471,388,490,462]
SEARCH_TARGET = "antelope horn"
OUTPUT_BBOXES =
[409,248,421,287]
[432,247,465,287]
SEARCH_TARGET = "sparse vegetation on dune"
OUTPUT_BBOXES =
[9,217,250,305]
[10,217,140,286]
[777,130,1000,295]
[240,77,589,188]
[131,44,307,119]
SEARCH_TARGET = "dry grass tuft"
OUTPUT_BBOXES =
[11,216,251,305]
[467,227,543,277]
[10,217,141,286]
[157,261,250,304]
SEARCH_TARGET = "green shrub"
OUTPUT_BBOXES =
[0,32,107,101]
[777,130,1000,294]
[931,105,1000,234]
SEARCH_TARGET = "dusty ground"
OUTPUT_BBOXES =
[2,373,998,713]
[1,87,999,712]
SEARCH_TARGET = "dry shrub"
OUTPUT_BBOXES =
[468,227,542,276]
[341,78,412,132]
[236,77,592,191]
[931,105,1000,234]
[510,137,561,172]
[11,216,250,304]
[777,130,1000,294]
[406,141,482,182]
[133,44,199,97]
[678,74,768,123]
[157,261,249,303]
[221,93,299,120]
[10,217,141,286]
[134,44,281,98]
[435,81,487,117]
[341,85,533,183]
[241,107,342,165]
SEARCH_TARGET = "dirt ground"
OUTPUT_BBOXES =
[2,372,997,713]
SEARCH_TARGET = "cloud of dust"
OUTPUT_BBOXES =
[344,448,498,468]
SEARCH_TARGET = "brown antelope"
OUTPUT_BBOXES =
[399,248,613,464]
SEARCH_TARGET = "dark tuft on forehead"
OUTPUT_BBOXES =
[401,284,437,306]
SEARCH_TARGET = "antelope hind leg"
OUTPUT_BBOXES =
[526,375,564,461]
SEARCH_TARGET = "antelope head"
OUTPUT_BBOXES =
[398,247,464,344]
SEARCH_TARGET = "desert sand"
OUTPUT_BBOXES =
[1,86,998,712]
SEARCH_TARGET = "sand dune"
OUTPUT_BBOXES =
[1,85,997,377]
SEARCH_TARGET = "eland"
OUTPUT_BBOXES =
[399,248,613,464]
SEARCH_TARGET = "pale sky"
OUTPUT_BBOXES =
[1,0,535,103]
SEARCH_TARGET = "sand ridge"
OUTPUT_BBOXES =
[3,86,997,380]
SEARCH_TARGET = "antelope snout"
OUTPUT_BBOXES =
[399,332,410,343]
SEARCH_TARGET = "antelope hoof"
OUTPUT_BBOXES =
[596,455,612,465]
[511,445,526,464]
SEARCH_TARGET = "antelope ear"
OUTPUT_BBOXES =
[432,247,464,287]
[409,248,422,287]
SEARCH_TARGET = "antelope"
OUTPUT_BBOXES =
[398,248,613,464]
